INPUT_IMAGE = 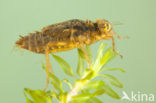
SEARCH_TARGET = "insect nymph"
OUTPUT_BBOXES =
[16,19,126,90]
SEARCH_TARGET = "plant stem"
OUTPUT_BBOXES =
[66,80,88,103]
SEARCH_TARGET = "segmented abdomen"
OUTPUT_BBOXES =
[15,19,100,54]
[16,31,51,54]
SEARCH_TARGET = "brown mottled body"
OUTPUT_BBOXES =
[16,19,115,54]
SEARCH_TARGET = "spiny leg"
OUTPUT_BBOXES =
[112,37,123,58]
[46,44,53,73]
[44,46,53,91]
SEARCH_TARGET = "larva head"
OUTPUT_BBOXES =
[96,19,113,34]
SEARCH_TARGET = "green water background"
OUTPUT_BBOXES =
[0,0,156,103]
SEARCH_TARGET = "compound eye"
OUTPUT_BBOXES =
[104,23,111,31]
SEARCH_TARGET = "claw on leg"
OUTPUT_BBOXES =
[112,37,123,58]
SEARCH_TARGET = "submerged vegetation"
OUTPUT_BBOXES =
[24,43,125,103]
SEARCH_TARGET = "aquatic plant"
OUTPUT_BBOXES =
[24,43,125,103]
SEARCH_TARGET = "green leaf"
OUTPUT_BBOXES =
[81,89,89,94]
[102,67,125,72]
[99,74,123,88]
[82,89,105,97]
[62,79,72,89]
[76,53,85,77]
[70,90,104,103]
[83,80,120,99]
[83,70,95,80]
[94,43,107,67]
[103,85,120,99]
[48,91,58,99]
[49,74,64,93]
[24,92,33,103]
[77,48,86,59]
[60,92,67,103]
[70,93,92,103]
[85,45,92,61]
[24,88,52,103]
[83,80,105,90]
[93,43,107,70]
[97,48,116,71]
[52,54,74,77]
[93,89,106,96]
[100,48,116,66]
[84,97,103,103]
